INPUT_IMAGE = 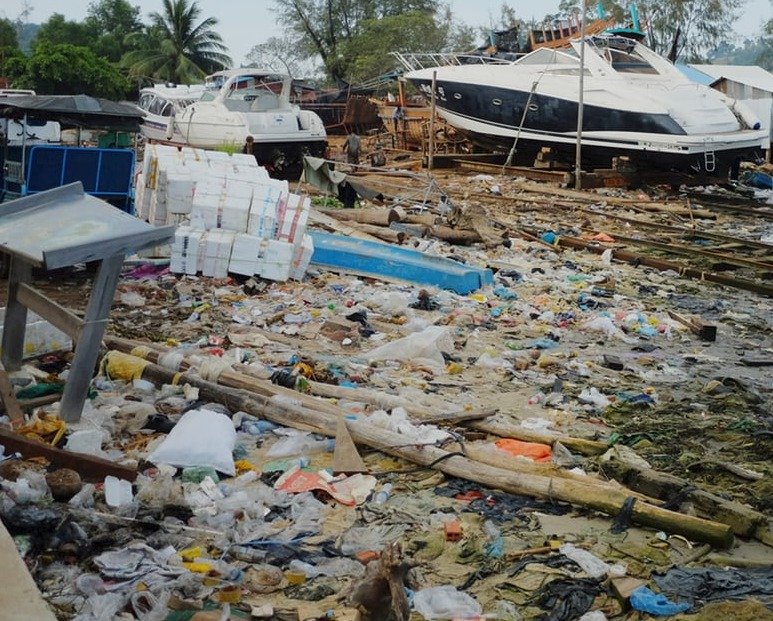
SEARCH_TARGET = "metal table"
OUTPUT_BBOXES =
[0,182,175,421]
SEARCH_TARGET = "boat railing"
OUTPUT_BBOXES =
[392,51,514,72]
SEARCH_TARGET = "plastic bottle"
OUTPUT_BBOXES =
[374,483,393,504]
[288,559,320,578]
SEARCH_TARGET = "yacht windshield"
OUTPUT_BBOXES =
[589,37,660,74]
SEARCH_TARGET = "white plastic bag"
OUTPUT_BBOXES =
[148,408,236,475]
[413,585,482,620]
[365,326,453,369]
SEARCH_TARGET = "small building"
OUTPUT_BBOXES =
[689,64,773,155]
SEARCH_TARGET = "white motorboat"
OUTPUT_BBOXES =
[137,83,205,142]
[397,37,767,178]
[138,69,327,176]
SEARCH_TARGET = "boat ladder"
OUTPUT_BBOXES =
[704,150,716,173]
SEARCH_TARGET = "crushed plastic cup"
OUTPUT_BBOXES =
[104,476,133,507]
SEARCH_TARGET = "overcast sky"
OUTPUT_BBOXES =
[2,0,770,66]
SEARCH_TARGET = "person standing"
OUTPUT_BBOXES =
[392,105,404,133]
[343,131,361,165]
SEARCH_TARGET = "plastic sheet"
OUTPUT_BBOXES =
[366,325,453,369]
[413,585,482,620]
[148,408,236,476]
[630,586,690,616]
[652,566,773,609]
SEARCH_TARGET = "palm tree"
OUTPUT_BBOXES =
[123,0,231,84]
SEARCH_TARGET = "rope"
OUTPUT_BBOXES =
[197,358,233,383]
[158,350,185,371]
[130,345,153,360]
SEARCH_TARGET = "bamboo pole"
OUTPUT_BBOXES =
[110,353,733,548]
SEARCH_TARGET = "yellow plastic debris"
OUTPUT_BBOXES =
[179,547,203,563]
[103,351,149,381]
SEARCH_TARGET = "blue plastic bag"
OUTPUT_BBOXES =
[630,586,690,616]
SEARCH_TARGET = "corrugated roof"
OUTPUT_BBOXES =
[689,64,773,92]
[676,64,715,86]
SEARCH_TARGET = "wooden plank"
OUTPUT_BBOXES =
[0,427,137,482]
[0,520,58,621]
[667,310,717,342]
[0,365,25,428]
[17,283,83,341]
[59,254,124,422]
[332,414,368,474]
[1,257,32,372]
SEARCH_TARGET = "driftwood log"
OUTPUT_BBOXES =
[320,207,403,227]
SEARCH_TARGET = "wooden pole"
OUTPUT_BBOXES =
[574,0,587,190]
[428,70,437,172]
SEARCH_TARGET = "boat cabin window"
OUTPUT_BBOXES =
[147,97,166,116]
[590,38,660,74]
[139,93,155,111]
[517,47,590,75]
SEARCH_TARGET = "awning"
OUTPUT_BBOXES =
[0,94,144,131]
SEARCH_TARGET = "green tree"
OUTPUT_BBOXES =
[0,18,22,79]
[757,16,773,70]
[340,10,453,82]
[245,36,319,78]
[31,13,92,50]
[273,0,442,82]
[558,0,743,62]
[637,0,744,62]
[85,0,144,62]
[0,18,19,49]
[6,42,130,98]
[122,0,231,83]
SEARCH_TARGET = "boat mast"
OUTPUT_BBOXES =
[574,0,587,190]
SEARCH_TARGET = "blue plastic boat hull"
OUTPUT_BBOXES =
[310,231,493,294]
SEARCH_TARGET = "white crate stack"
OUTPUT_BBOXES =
[135,144,314,281]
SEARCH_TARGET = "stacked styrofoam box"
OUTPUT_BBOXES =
[229,233,266,276]
[137,145,314,282]
[290,234,315,281]
[170,226,204,275]
[247,179,287,240]
[199,229,236,278]
[166,173,196,217]
[260,239,294,282]
[221,180,253,232]
[0,309,72,359]
[277,193,310,245]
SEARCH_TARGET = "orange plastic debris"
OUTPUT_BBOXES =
[355,550,380,565]
[590,232,615,243]
[494,438,552,462]
[444,520,463,541]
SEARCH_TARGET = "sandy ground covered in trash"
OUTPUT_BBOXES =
[1,170,771,620]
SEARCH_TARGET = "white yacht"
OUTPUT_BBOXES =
[138,69,327,176]
[397,37,767,178]
[137,83,205,142]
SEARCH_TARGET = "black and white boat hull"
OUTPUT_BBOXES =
[401,39,768,178]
